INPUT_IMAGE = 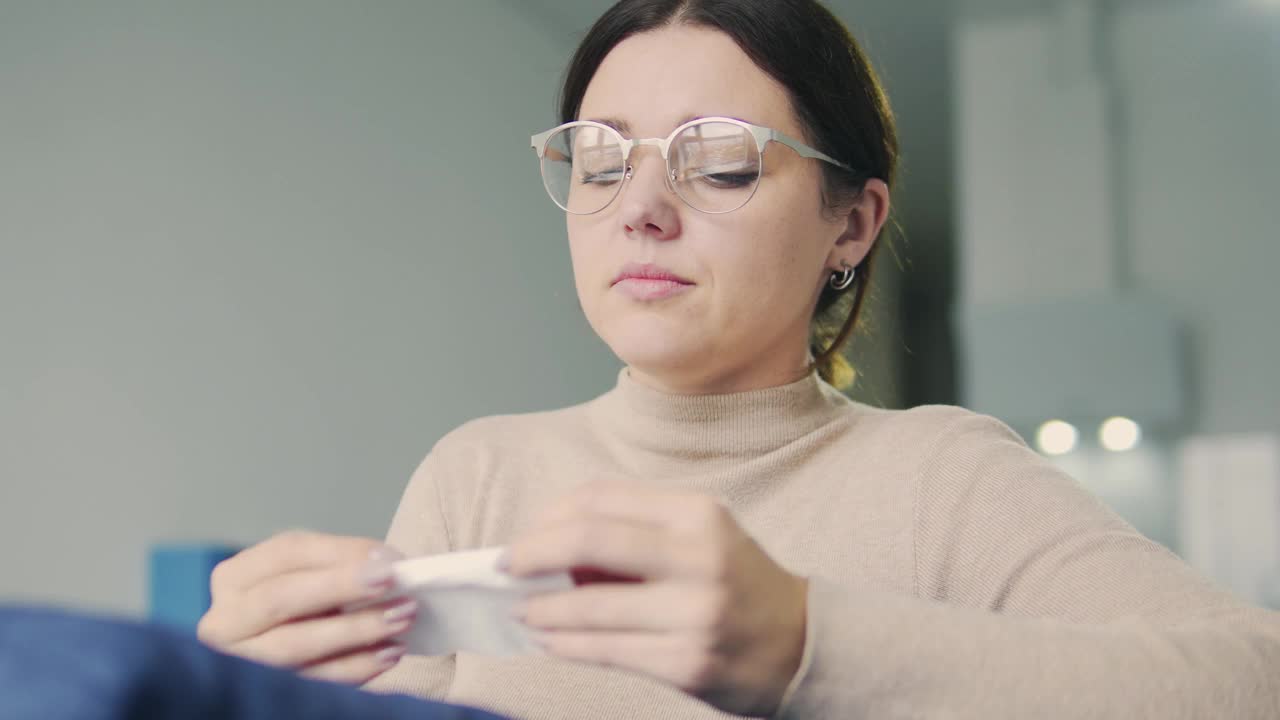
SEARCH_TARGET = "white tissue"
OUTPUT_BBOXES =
[376,547,573,656]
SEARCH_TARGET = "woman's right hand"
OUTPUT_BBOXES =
[196,530,417,685]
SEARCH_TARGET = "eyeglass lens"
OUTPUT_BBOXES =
[539,121,762,214]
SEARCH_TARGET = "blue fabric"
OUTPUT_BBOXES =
[0,606,509,720]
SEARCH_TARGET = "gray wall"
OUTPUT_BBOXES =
[957,0,1280,439]
[0,1,620,615]
[1116,1,1280,436]
[954,0,1280,592]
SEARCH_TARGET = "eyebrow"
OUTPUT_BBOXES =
[584,114,751,136]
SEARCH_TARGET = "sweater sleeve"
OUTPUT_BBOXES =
[774,411,1280,719]
[361,449,457,700]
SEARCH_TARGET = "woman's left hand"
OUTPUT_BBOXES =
[504,481,809,718]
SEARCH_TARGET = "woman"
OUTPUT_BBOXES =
[196,1,1280,718]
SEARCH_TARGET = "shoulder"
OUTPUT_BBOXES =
[400,399,596,506]
[424,397,599,470]
[841,402,1078,504]
[887,405,1125,533]
[843,401,1025,459]
[402,399,603,549]
[859,402,1068,485]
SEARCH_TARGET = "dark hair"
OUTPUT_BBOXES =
[559,0,898,389]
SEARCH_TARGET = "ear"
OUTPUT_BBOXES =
[825,178,891,272]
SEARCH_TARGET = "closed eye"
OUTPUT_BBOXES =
[580,170,626,185]
[690,170,759,189]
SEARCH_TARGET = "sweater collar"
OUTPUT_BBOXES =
[593,367,852,466]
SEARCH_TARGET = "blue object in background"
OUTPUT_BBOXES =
[0,605,511,720]
[148,543,241,631]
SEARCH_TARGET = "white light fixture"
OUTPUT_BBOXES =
[1037,420,1079,456]
[1099,416,1142,452]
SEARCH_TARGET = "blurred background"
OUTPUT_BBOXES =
[2,0,1277,617]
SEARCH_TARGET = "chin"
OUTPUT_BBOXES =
[598,314,709,375]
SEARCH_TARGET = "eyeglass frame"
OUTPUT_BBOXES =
[529,115,858,215]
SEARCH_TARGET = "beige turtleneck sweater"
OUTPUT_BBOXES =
[364,368,1280,719]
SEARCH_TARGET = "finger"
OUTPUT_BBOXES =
[518,583,725,633]
[537,629,715,693]
[229,555,403,639]
[299,642,408,686]
[212,531,395,594]
[232,597,417,669]
[507,516,678,580]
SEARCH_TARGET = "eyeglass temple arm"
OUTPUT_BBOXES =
[531,129,555,155]
[768,128,857,174]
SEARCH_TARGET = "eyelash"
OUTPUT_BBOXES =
[578,170,759,188]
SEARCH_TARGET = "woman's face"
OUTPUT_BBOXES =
[568,26,875,393]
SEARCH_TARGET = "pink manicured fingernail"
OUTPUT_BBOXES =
[361,547,402,592]
[383,598,418,625]
[375,644,406,667]
[370,546,405,563]
[495,549,511,572]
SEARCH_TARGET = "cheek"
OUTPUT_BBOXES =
[566,221,601,292]
[565,220,618,334]
[711,214,819,318]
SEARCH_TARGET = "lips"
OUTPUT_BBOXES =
[611,262,694,287]
[611,262,695,302]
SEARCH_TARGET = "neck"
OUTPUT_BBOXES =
[625,348,815,396]
[592,362,850,473]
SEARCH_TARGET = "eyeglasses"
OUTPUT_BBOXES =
[529,115,856,215]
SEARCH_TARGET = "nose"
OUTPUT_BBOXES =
[617,150,681,242]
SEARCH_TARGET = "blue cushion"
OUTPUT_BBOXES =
[148,543,241,632]
[0,605,509,720]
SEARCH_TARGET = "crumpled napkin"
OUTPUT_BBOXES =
[371,547,573,656]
